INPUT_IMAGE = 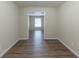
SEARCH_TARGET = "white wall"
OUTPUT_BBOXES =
[44,8,57,39]
[18,7,57,39]
[0,2,18,57]
[57,1,79,57]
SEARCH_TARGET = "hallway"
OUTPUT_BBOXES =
[2,30,76,58]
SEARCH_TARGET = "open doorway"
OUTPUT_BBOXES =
[29,16,44,40]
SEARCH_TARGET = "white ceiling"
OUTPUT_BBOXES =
[14,1,65,7]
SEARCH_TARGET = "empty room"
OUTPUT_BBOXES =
[0,1,79,58]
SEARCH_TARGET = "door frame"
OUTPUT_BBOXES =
[27,15,45,39]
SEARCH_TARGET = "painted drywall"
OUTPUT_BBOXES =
[57,1,79,56]
[18,7,57,39]
[0,2,18,57]
[44,8,57,39]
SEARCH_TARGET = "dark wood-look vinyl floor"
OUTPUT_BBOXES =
[2,30,77,58]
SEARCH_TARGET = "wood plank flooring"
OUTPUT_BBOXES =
[2,30,77,58]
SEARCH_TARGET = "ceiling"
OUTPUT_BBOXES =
[14,1,65,7]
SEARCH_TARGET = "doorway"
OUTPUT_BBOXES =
[29,16,44,40]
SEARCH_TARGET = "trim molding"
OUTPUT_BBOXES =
[18,38,29,40]
[44,38,57,40]
[0,40,19,57]
[58,38,79,58]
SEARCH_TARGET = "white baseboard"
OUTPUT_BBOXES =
[18,38,29,40]
[58,38,79,58]
[0,40,19,57]
[44,38,57,40]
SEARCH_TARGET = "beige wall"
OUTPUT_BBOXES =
[0,2,18,57]
[18,7,57,39]
[57,1,79,57]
